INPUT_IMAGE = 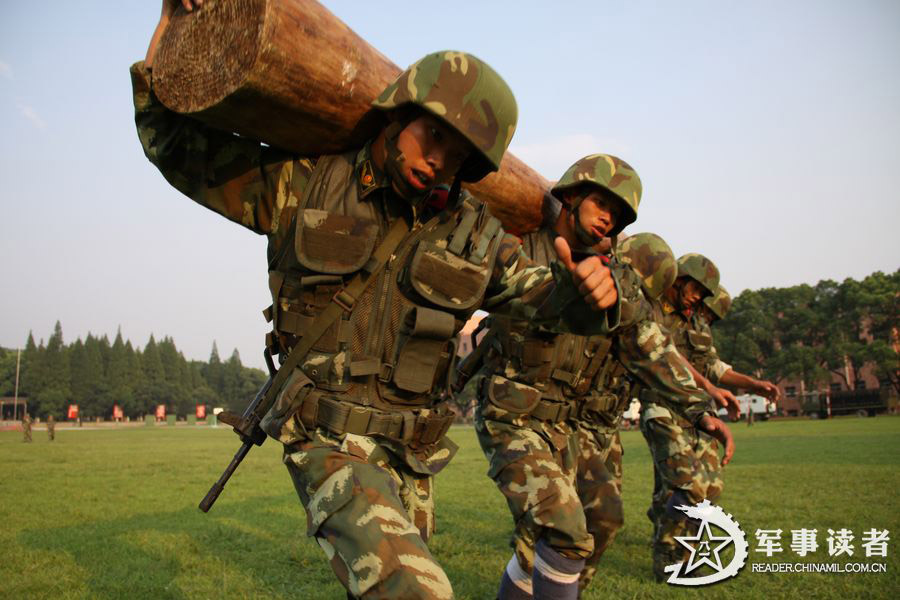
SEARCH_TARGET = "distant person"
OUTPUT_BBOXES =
[47,415,56,441]
[22,413,32,443]
[747,406,755,427]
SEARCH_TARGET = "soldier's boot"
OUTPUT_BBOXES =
[652,545,685,583]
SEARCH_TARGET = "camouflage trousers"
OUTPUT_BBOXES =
[282,426,454,599]
[639,402,723,576]
[474,406,594,568]
[573,424,624,592]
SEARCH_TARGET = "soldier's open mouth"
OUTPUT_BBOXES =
[409,168,431,190]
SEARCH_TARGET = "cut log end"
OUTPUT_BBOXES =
[154,0,268,114]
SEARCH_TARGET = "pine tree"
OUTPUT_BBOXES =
[37,321,70,419]
[141,335,165,413]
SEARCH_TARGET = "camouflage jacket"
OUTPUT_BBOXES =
[652,297,730,383]
[131,62,620,472]
[477,227,713,428]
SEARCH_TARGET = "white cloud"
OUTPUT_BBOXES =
[18,103,47,130]
[0,60,11,79]
[509,133,632,181]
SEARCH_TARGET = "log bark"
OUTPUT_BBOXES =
[153,0,547,234]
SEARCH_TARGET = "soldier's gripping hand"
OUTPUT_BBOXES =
[698,415,735,466]
[754,379,781,403]
[554,237,617,311]
[710,386,741,421]
[146,0,203,68]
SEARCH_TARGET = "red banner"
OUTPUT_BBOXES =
[195,404,207,419]
[67,404,79,420]
[155,405,166,419]
[113,405,124,420]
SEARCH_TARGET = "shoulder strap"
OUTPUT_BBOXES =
[254,215,411,422]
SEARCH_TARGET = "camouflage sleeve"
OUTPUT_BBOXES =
[705,341,732,383]
[130,61,310,238]
[480,233,619,335]
[693,319,731,384]
[614,267,714,424]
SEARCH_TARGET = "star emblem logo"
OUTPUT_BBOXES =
[675,519,733,574]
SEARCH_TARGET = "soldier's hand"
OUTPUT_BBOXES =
[554,236,617,311]
[698,415,735,466]
[146,1,203,68]
[756,379,780,402]
[709,386,741,420]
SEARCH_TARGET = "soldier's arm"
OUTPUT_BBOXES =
[480,233,621,335]
[131,61,307,238]
[616,315,716,426]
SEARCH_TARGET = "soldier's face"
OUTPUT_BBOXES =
[679,277,705,309]
[393,114,471,193]
[577,191,620,241]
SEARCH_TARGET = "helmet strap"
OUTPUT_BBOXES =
[568,193,602,248]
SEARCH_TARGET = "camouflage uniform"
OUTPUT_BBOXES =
[133,52,617,600]
[22,414,32,443]
[638,254,728,579]
[465,162,713,596]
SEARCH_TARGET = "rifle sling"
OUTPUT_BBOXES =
[254,215,412,422]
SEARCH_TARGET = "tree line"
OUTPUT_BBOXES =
[713,269,899,394]
[0,323,267,419]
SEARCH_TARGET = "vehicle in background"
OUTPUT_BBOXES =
[717,393,776,421]
[800,389,891,418]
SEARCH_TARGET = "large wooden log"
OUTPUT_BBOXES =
[153,0,547,234]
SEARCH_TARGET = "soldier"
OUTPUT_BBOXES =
[699,284,781,405]
[47,414,56,441]
[639,253,740,580]
[462,155,734,599]
[137,3,626,598]
[22,413,32,443]
[700,284,780,424]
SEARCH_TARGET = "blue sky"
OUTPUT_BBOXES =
[1,1,898,368]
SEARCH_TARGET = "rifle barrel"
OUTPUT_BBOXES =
[198,440,254,513]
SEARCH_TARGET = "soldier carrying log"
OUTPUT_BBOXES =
[135,1,637,597]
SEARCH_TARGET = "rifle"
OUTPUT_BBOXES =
[198,216,412,513]
[198,349,276,513]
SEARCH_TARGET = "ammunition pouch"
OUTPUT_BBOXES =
[391,307,456,395]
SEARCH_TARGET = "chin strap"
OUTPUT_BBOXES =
[565,193,603,248]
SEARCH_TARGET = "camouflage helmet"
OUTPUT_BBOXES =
[676,253,720,296]
[704,285,732,321]
[372,51,518,183]
[550,154,641,237]
[618,233,677,299]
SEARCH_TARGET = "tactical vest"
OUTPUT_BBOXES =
[481,228,628,428]
[263,151,504,444]
[654,299,714,369]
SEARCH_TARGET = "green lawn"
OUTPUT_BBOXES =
[2,417,898,599]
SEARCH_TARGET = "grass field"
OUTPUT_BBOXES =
[2,417,898,599]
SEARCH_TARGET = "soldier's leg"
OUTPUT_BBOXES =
[640,410,706,581]
[576,427,624,593]
[696,431,724,504]
[476,417,592,599]
[283,443,452,600]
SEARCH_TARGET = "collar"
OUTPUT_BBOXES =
[660,298,677,315]
[355,143,391,200]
